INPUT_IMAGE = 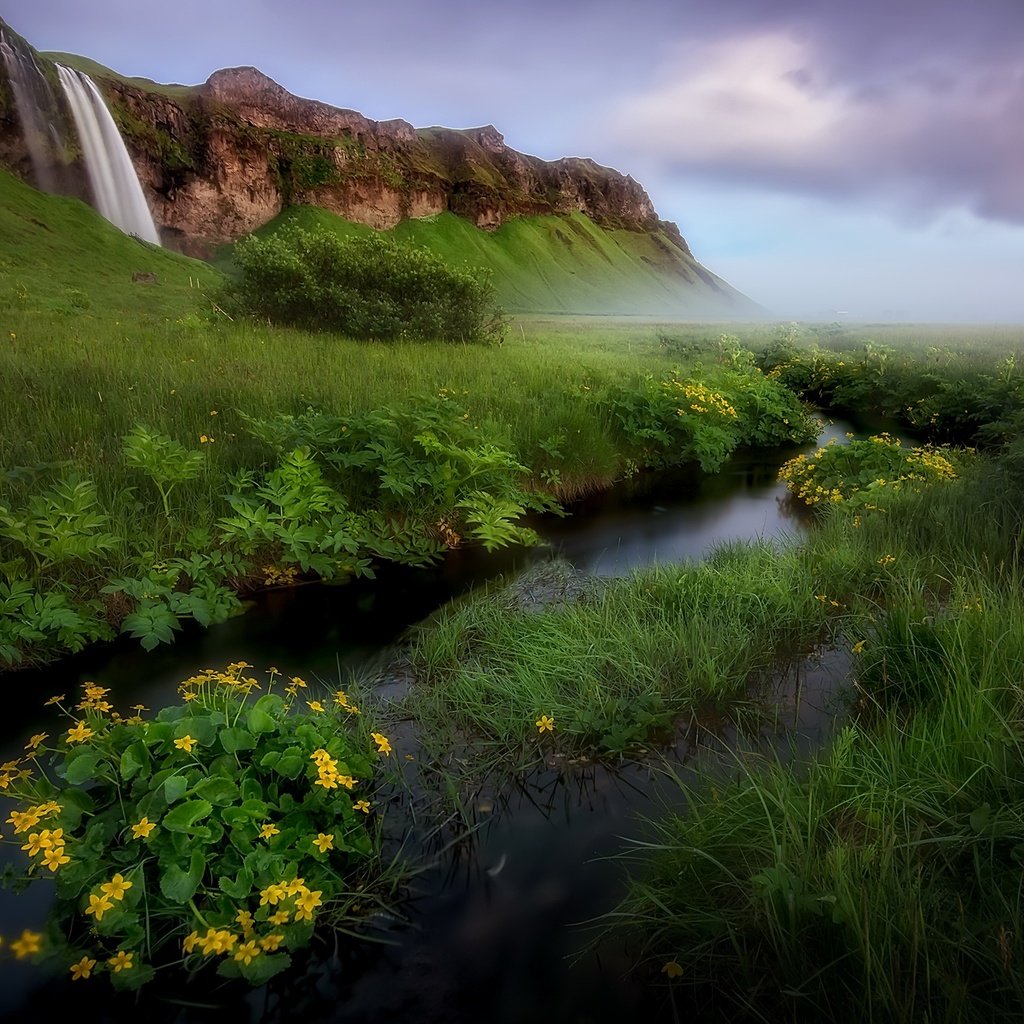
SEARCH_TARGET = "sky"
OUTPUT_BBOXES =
[6,0,1024,321]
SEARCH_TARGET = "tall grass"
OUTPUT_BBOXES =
[611,464,1024,1022]
[409,543,832,757]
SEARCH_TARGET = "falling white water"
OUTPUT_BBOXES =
[0,29,58,193]
[56,64,160,244]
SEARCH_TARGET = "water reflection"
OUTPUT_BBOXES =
[0,425,855,1022]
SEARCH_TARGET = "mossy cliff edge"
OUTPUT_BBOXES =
[0,17,756,314]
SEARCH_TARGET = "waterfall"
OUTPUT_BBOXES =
[0,28,59,193]
[55,64,160,244]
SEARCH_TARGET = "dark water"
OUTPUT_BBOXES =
[0,424,854,1023]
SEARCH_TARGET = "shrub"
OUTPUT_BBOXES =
[0,665,393,989]
[779,434,961,509]
[228,226,504,344]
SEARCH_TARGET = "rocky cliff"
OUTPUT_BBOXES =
[103,65,686,258]
[0,24,691,260]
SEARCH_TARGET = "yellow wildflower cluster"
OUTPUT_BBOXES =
[177,662,262,702]
[19,811,71,872]
[667,380,738,419]
[261,564,299,587]
[84,872,133,922]
[310,748,357,792]
[370,732,392,756]
[77,683,112,714]
[285,675,308,698]
[333,688,360,715]
[0,756,32,791]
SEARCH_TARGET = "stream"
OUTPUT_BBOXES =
[0,421,855,1023]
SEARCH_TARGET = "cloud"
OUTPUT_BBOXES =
[607,29,1024,224]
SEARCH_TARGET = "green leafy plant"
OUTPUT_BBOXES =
[0,476,120,573]
[122,426,206,518]
[779,434,962,510]
[219,449,372,580]
[227,226,505,343]
[0,665,393,990]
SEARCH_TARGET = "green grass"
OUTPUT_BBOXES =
[0,167,218,320]
[215,206,753,316]
[41,52,199,101]
[409,544,831,758]
[612,576,1024,1022]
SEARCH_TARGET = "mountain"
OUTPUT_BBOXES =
[0,18,759,316]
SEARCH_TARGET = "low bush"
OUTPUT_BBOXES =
[228,226,504,344]
[0,664,394,989]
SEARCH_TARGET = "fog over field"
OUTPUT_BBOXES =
[8,0,1023,321]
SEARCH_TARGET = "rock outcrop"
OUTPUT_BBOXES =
[1,34,690,258]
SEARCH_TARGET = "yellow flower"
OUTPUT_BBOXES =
[259,933,285,952]
[370,732,392,756]
[70,955,96,980]
[130,816,157,840]
[337,774,356,790]
[198,929,236,955]
[851,639,867,654]
[661,960,684,978]
[21,832,48,857]
[25,733,48,751]
[7,809,41,834]
[108,950,134,973]
[536,714,555,734]
[306,700,325,713]
[11,930,42,959]
[284,877,307,896]
[312,833,334,854]
[235,909,254,935]
[268,910,290,926]
[234,940,261,965]
[313,772,339,790]
[100,873,133,901]
[354,800,371,814]
[42,846,71,872]
[258,823,280,840]
[182,931,200,954]
[259,883,287,907]
[66,722,94,744]
[293,889,323,921]
[173,735,198,753]
[85,893,114,921]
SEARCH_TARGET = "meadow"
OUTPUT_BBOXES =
[4,163,1024,1019]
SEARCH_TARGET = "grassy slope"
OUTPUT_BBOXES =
[41,51,199,101]
[215,205,756,317]
[0,167,218,319]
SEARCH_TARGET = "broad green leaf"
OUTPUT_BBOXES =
[192,777,239,806]
[119,740,150,781]
[240,952,291,985]
[246,706,277,735]
[275,754,304,779]
[65,751,102,785]
[164,774,188,804]
[160,850,206,903]
[220,727,256,753]
[162,799,213,833]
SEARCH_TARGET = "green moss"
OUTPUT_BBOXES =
[109,102,196,176]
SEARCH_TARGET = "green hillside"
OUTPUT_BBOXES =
[42,51,199,101]
[215,206,757,317]
[0,167,218,319]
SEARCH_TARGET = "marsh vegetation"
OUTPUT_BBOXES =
[3,166,1024,1021]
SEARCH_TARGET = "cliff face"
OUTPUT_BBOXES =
[4,50,688,257]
